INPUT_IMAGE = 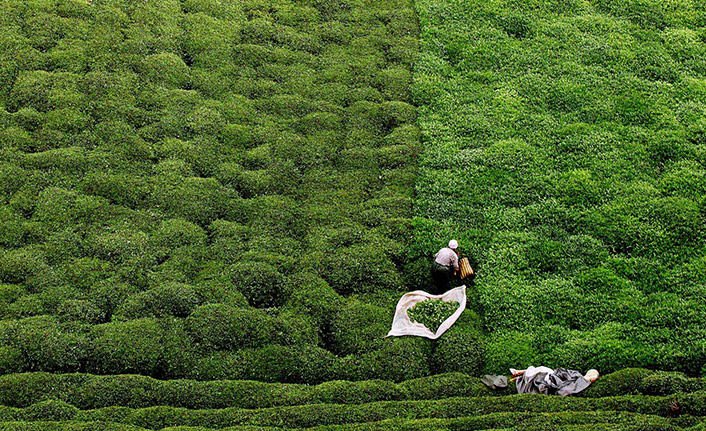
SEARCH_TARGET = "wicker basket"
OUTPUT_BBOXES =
[459,257,475,279]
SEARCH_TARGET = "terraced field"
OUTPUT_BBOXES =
[0,369,702,429]
[1,0,705,429]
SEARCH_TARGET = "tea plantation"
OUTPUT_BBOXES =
[0,0,705,429]
[410,0,706,377]
[0,0,427,383]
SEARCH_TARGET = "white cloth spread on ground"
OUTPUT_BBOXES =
[386,286,466,339]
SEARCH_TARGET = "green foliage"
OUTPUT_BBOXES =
[140,53,190,89]
[57,300,104,324]
[79,173,150,209]
[0,388,690,429]
[149,176,232,227]
[412,0,706,375]
[58,257,114,291]
[87,280,138,322]
[152,219,207,251]
[23,399,78,422]
[88,318,195,378]
[640,371,702,395]
[0,368,696,411]
[285,273,343,334]
[185,303,316,351]
[0,315,88,373]
[498,13,533,39]
[32,188,111,232]
[406,299,458,333]
[228,262,288,308]
[431,312,485,376]
[340,337,432,382]
[113,283,200,320]
[0,346,23,375]
[0,246,49,285]
[227,344,335,384]
[330,299,389,355]
[316,244,402,295]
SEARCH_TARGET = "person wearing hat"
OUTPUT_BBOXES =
[431,239,460,294]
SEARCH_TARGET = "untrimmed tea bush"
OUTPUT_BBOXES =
[152,219,207,251]
[0,246,49,285]
[340,337,432,382]
[88,318,196,378]
[318,244,402,295]
[23,399,79,422]
[330,300,389,356]
[0,315,89,373]
[56,300,104,324]
[412,0,706,375]
[285,273,343,335]
[431,313,485,376]
[186,303,316,351]
[140,53,190,89]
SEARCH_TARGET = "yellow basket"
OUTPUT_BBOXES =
[459,257,474,279]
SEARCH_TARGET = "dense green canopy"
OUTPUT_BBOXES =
[0,0,424,382]
[412,0,706,376]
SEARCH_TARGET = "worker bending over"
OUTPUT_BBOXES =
[431,239,459,294]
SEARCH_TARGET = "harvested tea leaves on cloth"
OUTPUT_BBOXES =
[407,299,459,333]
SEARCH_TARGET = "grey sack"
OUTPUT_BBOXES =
[515,367,592,396]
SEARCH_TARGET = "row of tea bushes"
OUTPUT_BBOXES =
[0,314,437,382]
[0,368,698,410]
[0,392,701,429]
[0,412,688,431]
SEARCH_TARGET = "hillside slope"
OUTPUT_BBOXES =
[0,0,427,382]
[410,0,706,376]
[1,0,705,429]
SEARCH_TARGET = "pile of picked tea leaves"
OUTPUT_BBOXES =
[407,300,459,333]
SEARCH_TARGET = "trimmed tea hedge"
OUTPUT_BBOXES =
[0,369,699,410]
[0,392,700,429]
[0,411,690,431]
[0,0,422,381]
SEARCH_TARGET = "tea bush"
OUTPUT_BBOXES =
[227,262,288,308]
[88,318,197,378]
[284,272,343,335]
[330,299,389,355]
[0,366,696,429]
[112,283,201,321]
[185,303,316,351]
[339,337,432,382]
[0,367,695,410]
[0,391,694,429]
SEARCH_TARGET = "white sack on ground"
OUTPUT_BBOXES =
[386,285,466,339]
